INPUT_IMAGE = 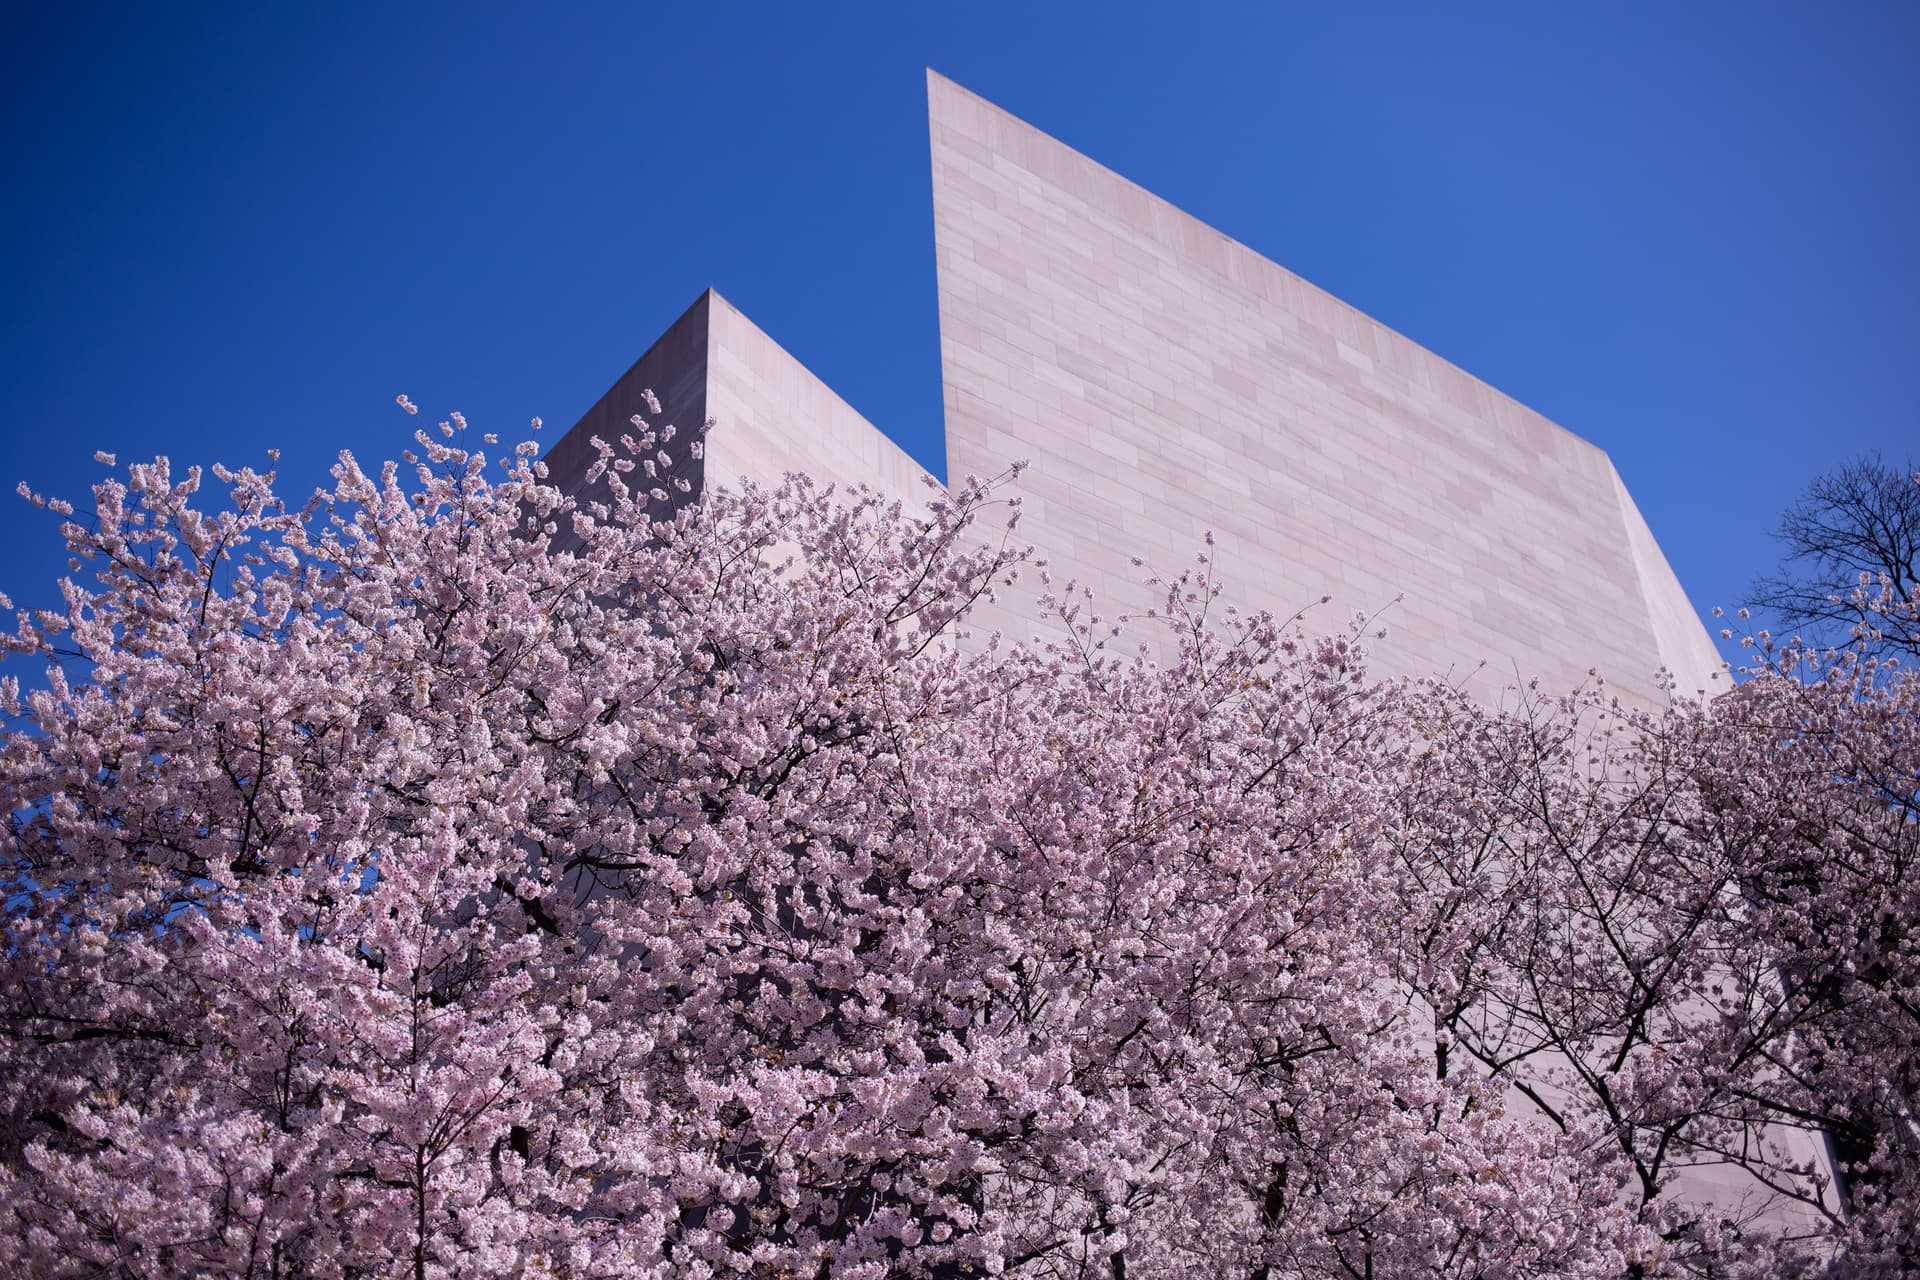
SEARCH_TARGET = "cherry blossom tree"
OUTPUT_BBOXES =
[1379,639,1918,1277]
[0,404,1912,1278]
[1679,646,1919,1273]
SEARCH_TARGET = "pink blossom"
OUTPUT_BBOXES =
[0,419,1909,1277]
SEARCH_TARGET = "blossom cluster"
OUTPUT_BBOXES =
[0,411,1911,1277]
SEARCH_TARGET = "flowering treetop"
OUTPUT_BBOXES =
[0,405,1912,1278]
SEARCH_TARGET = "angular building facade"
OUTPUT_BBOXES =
[547,71,1828,1237]
[556,71,1723,712]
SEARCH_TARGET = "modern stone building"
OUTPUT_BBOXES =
[553,71,1726,713]
[546,73,1829,1232]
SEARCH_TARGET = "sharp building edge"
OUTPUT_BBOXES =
[551,288,930,529]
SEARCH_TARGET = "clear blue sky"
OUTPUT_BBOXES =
[3,3,1914,669]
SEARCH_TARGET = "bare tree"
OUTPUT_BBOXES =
[1749,452,1920,659]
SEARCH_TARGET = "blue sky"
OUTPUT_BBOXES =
[3,3,1914,669]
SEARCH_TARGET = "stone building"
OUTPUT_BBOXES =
[553,71,1725,712]
[544,72,1831,1229]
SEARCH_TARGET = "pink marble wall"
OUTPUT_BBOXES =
[548,288,932,529]
[929,71,1722,711]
